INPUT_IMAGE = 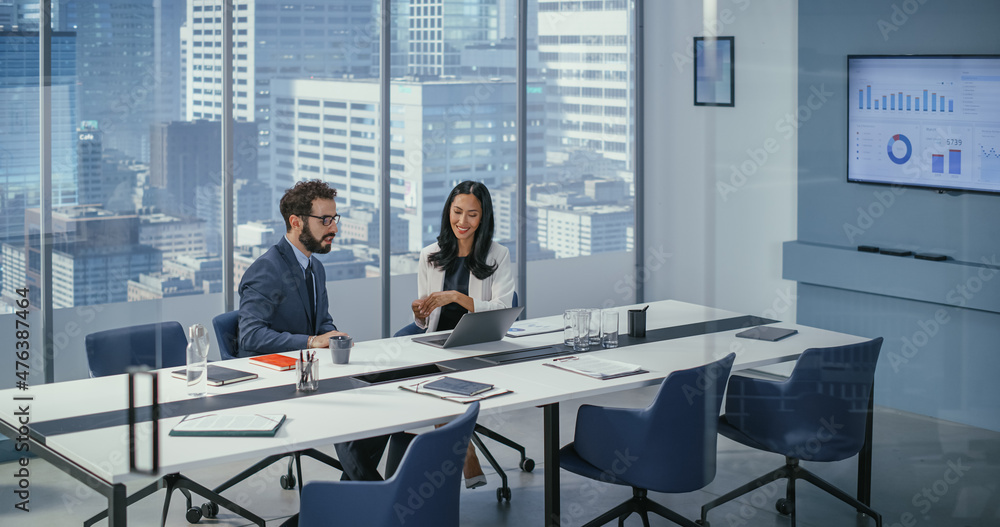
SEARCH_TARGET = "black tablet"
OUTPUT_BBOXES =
[735,326,798,342]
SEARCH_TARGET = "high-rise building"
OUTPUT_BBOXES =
[153,0,188,125]
[139,212,207,259]
[405,0,500,77]
[17,206,162,307]
[67,1,157,162]
[76,121,102,206]
[269,76,545,251]
[149,120,258,253]
[537,0,633,167]
[181,0,376,198]
[536,204,632,258]
[0,30,77,241]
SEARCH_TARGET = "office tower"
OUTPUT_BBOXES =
[76,121,102,206]
[536,204,632,258]
[182,0,375,200]
[127,273,201,301]
[68,1,157,162]
[537,0,632,167]
[405,0,499,77]
[20,206,162,307]
[270,76,544,251]
[153,0,188,125]
[139,212,207,259]
[0,3,15,28]
[0,30,77,241]
[337,206,409,253]
[234,178,271,224]
[148,120,258,253]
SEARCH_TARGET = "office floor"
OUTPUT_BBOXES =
[5,385,999,526]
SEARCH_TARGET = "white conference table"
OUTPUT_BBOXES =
[0,300,872,526]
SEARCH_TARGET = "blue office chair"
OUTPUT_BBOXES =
[84,321,187,377]
[83,322,265,526]
[559,353,736,527]
[205,310,344,503]
[699,338,884,527]
[298,402,480,527]
[211,309,240,360]
[393,292,532,502]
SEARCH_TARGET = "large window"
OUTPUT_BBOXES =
[1,0,639,382]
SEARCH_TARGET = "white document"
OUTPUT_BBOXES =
[170,413,286,436]
[506,319,564,337]
[543,355,646,380]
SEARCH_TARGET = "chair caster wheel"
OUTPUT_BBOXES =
[200,501,219,518]
[776,498,794,515]
[496,486,511,502]
[280,473,297,490]
[186,506,203,523]
[520,458,535,472]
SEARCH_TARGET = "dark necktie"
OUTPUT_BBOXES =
[305,260,316,329]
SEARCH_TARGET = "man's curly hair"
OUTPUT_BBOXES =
[279,180,338,232]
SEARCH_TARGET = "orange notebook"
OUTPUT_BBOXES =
[249,353,297,371]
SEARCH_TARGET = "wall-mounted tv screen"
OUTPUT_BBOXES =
[847,55,1000,194]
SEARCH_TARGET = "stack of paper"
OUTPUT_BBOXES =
[170,413,286,437]
[544,355,646,380]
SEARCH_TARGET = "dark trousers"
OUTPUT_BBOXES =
[335,432,415,481]
[280,432,416,526]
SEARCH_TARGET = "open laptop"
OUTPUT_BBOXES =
[412,306,524,348]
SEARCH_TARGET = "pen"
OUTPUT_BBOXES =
[554,356,578,362]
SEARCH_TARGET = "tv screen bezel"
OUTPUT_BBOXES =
[846,53,1000,196]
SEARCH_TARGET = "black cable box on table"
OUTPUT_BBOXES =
[879,248,913,257]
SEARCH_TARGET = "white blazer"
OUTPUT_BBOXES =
[415,241,515,332]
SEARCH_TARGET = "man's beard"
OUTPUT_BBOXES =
[299,220,332,254]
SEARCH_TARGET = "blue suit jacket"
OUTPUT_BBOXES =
[237,236,337,356]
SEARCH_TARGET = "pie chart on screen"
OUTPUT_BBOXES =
[887,134,912,164]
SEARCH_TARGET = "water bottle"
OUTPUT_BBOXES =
[186,324,209,397]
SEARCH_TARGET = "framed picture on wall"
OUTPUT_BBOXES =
[694,36,735,107]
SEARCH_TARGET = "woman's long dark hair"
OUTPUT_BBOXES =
[428,181,498,280]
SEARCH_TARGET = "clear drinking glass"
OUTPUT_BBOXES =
[588,308,602,344]
[573,310,592,352]
[601,309,619,348]
[563,309,581,347]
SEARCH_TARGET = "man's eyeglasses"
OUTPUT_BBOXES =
[301,214,341,226]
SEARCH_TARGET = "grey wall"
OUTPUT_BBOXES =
[794,0,1000,431]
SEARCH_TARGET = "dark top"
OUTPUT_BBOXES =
[437,257,470,331]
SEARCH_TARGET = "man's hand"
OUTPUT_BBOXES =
[311,330,350,348]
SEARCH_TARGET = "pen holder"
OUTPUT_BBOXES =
[296,358,319,392]
[627,308,646,338]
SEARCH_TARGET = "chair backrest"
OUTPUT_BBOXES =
[575,353,735,493]
[84,321,188,377]
[381,402,479,526]
[724,337,883,462]
[299,402,479,527]
[212,310,240,360]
